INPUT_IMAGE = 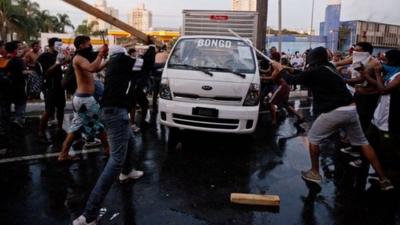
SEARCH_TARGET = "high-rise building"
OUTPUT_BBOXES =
[128,3,153,32]
[87,0,119,31]
[322,0,341,51]
[232,0,257,11]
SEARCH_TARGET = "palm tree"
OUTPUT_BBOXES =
[34,10,59,33]
[0,0,31,40]
[75,20,98,35]
[56,13,74,33]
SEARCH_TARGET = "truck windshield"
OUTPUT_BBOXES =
[168,38,256,74]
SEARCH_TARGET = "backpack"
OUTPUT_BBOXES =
[62,62,77,94]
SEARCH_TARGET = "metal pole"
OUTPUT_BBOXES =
[228,29,272,62]
[309,0,315,49]
[278,0,282,53]
[256,0,268,51]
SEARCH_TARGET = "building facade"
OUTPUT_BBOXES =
[339,20,400,54]
[87,0,119,31]
[232,0,257,11]
[128,3,152,32]
[321,0,341,51]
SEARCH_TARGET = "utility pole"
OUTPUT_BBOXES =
[309,0,315,49]
[278,0,282,53]
[256,0,268,51]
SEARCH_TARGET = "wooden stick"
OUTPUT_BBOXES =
[230,193,280,207]
[228,29,273,62]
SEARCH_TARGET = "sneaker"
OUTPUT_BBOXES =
[349,159,363,168]
[72,215,97,225]
[119,169,144,182]
[47,119,57,127]
[340,147,361,157]
[301,170,322,183]
[131,124,141,133]
[379,179,395,191]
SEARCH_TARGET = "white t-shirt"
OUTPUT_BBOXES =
[372,72,400,131]
[290,57,304,69]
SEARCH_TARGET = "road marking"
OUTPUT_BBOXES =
[0,148,101,164]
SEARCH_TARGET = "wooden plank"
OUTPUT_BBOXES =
[230,193,280,206]
[61,0,163,46]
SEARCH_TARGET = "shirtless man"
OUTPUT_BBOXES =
[262,53,304,126]
[152,45,169,111]
[25,42,42,99]
[334,42,381,131]
[58,36,109,161]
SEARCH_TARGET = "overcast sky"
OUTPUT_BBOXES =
[32,0,400,33]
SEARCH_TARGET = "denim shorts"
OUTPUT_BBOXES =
[308,105,369,146]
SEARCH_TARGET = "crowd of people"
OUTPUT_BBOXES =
[261,43,399,192]
[0,35,399,224]
[0,36,170,225]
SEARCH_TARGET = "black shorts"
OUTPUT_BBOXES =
[44,90,66,114]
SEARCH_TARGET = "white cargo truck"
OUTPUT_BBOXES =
[158,10,261,134]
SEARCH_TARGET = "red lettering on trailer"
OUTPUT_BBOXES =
[209,15,229,21]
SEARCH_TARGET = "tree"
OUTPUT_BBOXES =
[75,20,99,35]
[34,10,59,33]
[1,0,75,41]
[56,13,74,33]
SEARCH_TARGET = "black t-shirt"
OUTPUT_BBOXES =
[37,52,63,93]
[282,63,354,115]
[102,53,138,110]
[6,57,26,101]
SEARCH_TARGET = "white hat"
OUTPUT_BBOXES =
[108,45,126,57]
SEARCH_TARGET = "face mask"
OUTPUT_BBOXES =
[382,64,400,82]
[76,45,96,62]
[54,41,63,52]
[352,51,370,65]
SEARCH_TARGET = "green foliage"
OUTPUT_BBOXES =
[0,0,74,41]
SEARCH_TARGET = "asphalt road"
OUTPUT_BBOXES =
[0,99,399,225]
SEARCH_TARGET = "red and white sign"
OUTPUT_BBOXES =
[209,15,229,21]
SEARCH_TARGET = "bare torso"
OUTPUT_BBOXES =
[73,55,95,94]
[155,51,169,64]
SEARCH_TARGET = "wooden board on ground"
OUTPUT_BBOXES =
[230,193,280,207]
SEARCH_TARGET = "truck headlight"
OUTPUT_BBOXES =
[243,83,260,106]
[160,78,172,100]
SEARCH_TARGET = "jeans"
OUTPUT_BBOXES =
[0,100,26,124]
[83,107,135,222]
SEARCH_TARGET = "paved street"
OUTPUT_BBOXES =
[0,99,399,225]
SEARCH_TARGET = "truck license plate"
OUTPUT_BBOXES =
[192,107,219,117]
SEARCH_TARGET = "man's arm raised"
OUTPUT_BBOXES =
[76,46,107,72]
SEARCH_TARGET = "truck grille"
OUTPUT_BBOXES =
[172,114,239,130]
[174,93,242,102]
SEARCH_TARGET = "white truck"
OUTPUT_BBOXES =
[158,10,261,134]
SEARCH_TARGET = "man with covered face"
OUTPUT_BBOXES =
[58,36,109,161]
[270,46,394,191]
[37,37,67,143]
[335,42,381,131]
[364,49,400,175]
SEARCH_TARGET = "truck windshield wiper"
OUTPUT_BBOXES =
[210,67,246,78]
[169,64,213,76]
